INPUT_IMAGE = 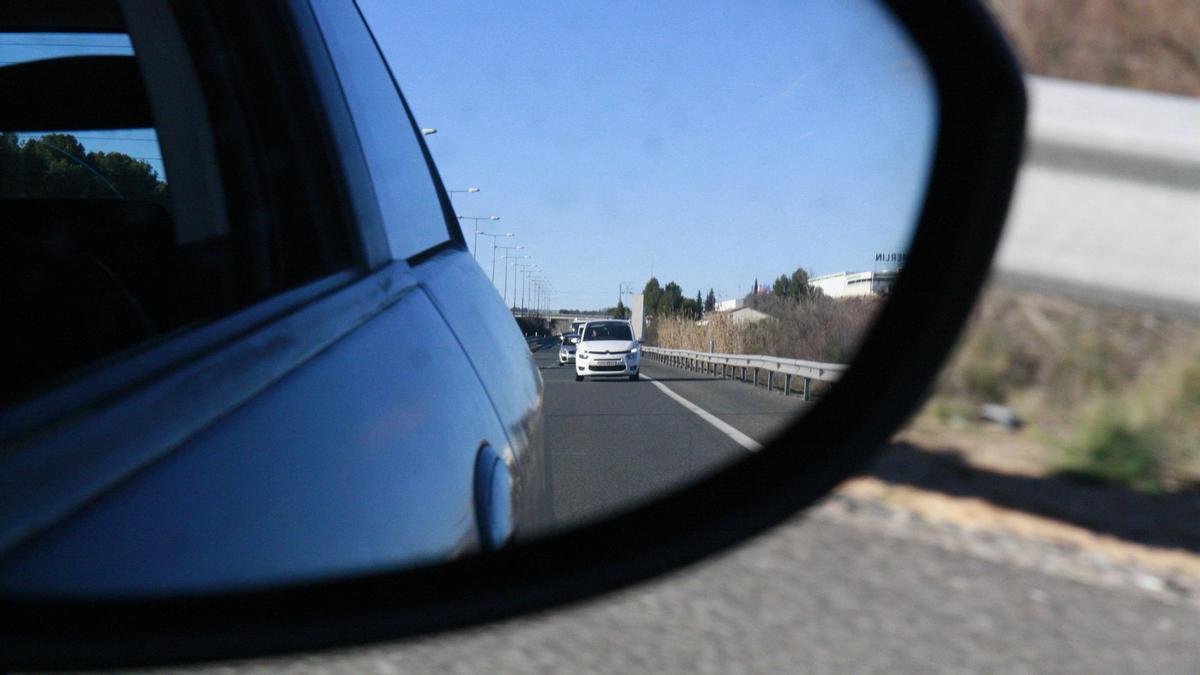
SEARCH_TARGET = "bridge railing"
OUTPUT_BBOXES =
[641,347,847,400]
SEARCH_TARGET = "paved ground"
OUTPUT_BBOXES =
[537,344,806,529]
[162,347,1200,674]
[173,500,1200,674]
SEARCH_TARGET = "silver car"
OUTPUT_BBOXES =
[558,332,579,365]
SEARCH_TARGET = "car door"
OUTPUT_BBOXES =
[0,0,537,597]
[302,0,551,535]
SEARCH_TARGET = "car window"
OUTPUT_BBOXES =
[0,15,349,404]
[583,323,633,341]
[309,0,452,260]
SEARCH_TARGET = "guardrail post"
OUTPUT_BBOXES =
[802,377,811,401]
[767,371,773,392]
[784,374,792,396]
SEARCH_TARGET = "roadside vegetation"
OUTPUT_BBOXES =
[0,132,169,204]
[919,286,1200,493]
[906,2,1200,494]
[983,0,1200,97]
[643,268,882,364]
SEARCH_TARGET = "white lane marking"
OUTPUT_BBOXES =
[640,373,763,452]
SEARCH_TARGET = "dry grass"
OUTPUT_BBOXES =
[649,295,881,363]
[922,286,1200,492]
[983,0,1200,96]
[652,312,753,354]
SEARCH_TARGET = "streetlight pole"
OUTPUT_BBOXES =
[529,273,545,316]
[513,263,537,314]
[514,263,536,314]
[494,246,523,301]
[541,284,549,317]
[526,274,544,317]
[457,215,501,260]
[504,253,528,306]
[447,187,480,201]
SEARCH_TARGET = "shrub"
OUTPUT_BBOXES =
[1057,411,1167,493]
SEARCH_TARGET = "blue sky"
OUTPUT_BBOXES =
[361,0,937,310]
[2,3,935,312]
[0,33,167,181]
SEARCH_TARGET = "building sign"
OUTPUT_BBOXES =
[875,253,907,264]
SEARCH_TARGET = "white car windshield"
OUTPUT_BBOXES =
[582,323,633,341]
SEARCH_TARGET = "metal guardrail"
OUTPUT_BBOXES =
[642,346,846,400]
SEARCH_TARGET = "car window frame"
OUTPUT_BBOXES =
[0,0,437,566]
[0,0,384,438]
[305,0,466,264]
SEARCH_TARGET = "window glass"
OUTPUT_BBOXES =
[0,18,346,403]
[309,0,451,260]
[583,323,633,342]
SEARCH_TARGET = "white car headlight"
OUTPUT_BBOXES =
[577,351,588,359]
[629,346,639,355]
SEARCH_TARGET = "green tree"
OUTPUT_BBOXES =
[89,150,160,199]
[1,133,166,205]
[610,299,627,319]
[704,288,716,312]
[661,281,684,315]
[770,267,816,301]
[790,267,813,300]
[642,277,662,317]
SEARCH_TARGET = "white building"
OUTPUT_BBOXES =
[809,270,898,299]
[714,297,745,312]
[728,306,771,324]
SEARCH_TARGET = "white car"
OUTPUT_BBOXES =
[575,320,640,382]
[558,333,579,365]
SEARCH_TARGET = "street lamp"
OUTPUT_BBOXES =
[526,273,546,317]
[515,263,539,314]
[421,128,437,136]
[506,255,530,309]
[502,254,531,306]
[531,278,551,318]
[618,282,636,318]
[447,187,480,201]
[493,245,524,297]
[458,215,502,260]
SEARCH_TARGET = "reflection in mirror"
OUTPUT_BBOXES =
[363,0,936,531]
[0,0,939,607]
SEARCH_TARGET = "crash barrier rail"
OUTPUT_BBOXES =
[641,346,847,401]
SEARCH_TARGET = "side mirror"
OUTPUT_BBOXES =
[0,0,1025,668]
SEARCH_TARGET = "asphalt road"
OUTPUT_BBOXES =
[163,344,1200,674]
[532,341,808,529]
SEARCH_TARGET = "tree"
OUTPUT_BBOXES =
[769,267,816,302]
[704,288,716,312]
[772,274,792,298]
[611,299,627,319]
[661,281,684,316]
[789,267,813,300]
[642,277,662,317]
[1,133,166,205]
[681,298,702,320]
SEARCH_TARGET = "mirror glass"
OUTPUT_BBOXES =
[363,0,936,530]
[0,0,936,602]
